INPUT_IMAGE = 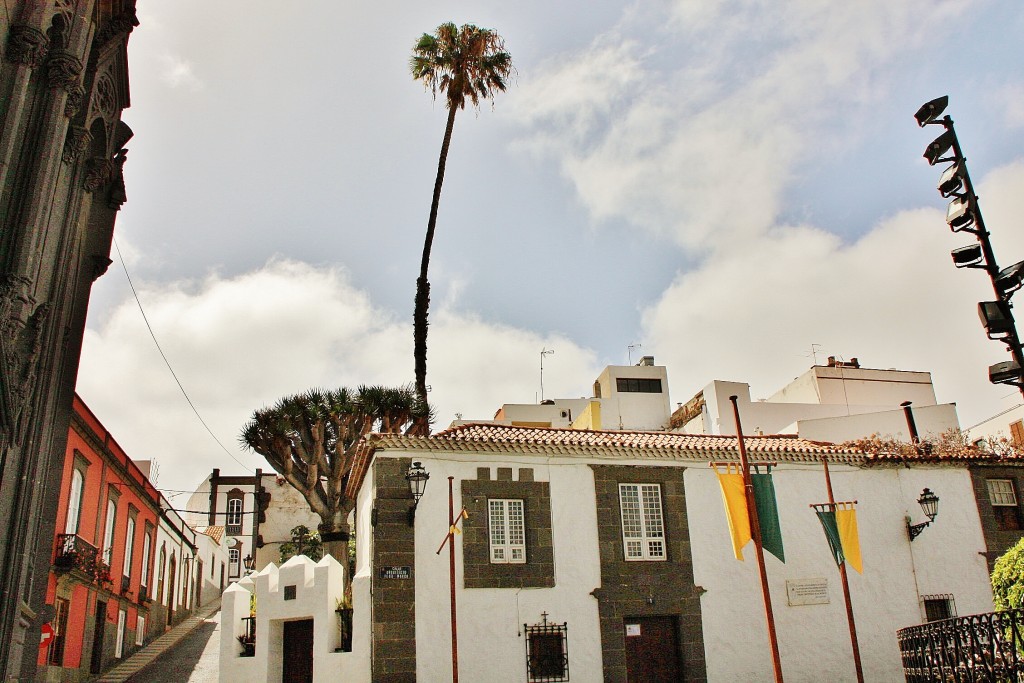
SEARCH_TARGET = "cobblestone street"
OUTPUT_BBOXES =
[127,612,220,683]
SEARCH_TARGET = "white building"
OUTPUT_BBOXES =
[153,501,199,629]
[193,526,230,607]
[675,357,960,443]
[335,423,994,683]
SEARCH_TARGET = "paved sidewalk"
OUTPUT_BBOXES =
[94,598,222,683]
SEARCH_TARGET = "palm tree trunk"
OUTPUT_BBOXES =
[414,104,458,411]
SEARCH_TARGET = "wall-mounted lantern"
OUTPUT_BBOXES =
[243,554,255,573]
[907,488,940,541]
[405,461,430,526]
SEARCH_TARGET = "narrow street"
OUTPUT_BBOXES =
[127,612,220,683]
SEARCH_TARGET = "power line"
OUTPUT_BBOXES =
[113,239,252,471]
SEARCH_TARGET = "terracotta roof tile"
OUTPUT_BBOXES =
[197,525,225,544]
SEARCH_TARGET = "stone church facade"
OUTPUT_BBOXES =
[0,1,138,679]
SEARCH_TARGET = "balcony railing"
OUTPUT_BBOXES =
[898,609,1024,682]
[54,534,98,575]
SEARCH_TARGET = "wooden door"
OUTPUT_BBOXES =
[90,600,106,674]
[282,619,314,683]
[624,616,681,682]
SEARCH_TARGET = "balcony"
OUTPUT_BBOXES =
[54,534,98,576]
[898,609,1024,681]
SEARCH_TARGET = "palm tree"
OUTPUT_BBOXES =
[240,385,430,563]
[410,22,513,412]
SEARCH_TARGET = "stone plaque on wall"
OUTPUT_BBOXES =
[786,578,829,606]
[379,566,411,579]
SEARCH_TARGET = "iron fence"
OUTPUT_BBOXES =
[898,609,1024,682]
[54,534,98,576]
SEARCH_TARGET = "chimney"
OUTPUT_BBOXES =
[638,355,655,367]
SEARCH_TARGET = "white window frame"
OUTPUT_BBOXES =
[226,497,243,529]
[135,615,145,646]
[988,479,1018,506]
[122,516,135,578]
[140,532,152,593]
[65,469,84,535]
[618,483,666,561]
[115,609,126,658]
[102,500,116,565]
[488,499,526,564]
[229,548,240,577]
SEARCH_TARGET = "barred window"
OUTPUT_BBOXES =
[619,483,666,561]
[922,594,956,622]
[524,614,568,682]
[489,499,526,564]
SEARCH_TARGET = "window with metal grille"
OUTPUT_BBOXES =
[489,499,526,564]
[615,377,663,393]
[524,614,568,682]
[922,594,956,622]
[619,483,666,561]
[988,479,1023,530]
[48,597,69,665]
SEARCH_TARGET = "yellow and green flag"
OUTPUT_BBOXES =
[715,465,785,563]
[813,503,863,573]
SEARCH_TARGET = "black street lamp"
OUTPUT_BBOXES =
[405,461,430,526]
[907,488,940,541]
[916,96,1024,392]
[243,554,255,573]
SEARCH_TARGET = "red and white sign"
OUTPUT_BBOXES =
[39,623,54,649]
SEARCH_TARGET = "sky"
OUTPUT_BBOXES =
[76,0,1024,497]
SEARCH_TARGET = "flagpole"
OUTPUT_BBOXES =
[730,396,784,683]
[822,458,865,683]
[446,476,459,683]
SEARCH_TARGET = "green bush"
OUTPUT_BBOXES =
[992,537,1024,611]
[279,525,323,563]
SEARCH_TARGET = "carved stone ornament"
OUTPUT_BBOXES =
[82,157,113,192]
[4,24,49,68]
[106,148,128,210]
[62,126,92,164]
[0,277,49,447]
[64,85,85,118]
[93,10,140,48]
[47,51,83,92]
[90,256,113,281]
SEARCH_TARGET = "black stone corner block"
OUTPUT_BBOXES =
[320,530,350,543]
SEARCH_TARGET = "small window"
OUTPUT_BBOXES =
[135,615,146,646]
[102,499,117,565]
[988,479,1022,531]
[48,597,70,665]
[489,499,526,564]
[115,609,126,658]
[524,615,568,682]
[229,548,240,577]
[140,532,152,594]
[923,594,956,622]
[122,516,136,579]
[619,484,666,561]
[615,377,663,393]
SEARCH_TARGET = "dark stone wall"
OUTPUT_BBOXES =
[970,465,1024,570]
[462,467,553,589]
[371,457,416,683]
[590,465,707,683]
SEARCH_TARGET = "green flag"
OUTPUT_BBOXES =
[815,508,845,567]
[752,472,785,563]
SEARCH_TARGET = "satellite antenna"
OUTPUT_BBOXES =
[540,348,555,402]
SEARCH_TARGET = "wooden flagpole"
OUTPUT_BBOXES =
[729,395,784,682]
[821,458,865,683]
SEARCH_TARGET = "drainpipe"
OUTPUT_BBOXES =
[900,402,920,444]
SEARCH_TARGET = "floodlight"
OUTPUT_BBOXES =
[951,244,983,269]
[979,300,1015,339]
[990,359,1024,386]
[937,162,965,197]
[915,96,949,127]
[995,260,1024,298]
[946,197,975,231]
[924,129,957,165]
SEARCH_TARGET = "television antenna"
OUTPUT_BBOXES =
[628,343,642,365]
[540,348,555,402]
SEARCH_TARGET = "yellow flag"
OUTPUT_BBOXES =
[460,509,469,520]
[449,525,460,535]
[715,465,751,560]
[836,505,863,574]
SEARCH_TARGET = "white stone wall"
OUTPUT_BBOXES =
[254,473,321,570]
[687,463,992,682]
[220,555,366,683]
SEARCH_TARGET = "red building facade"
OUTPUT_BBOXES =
[37,396,164,680]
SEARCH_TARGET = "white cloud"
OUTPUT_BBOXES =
[159,54,203,90]
[642,161,1024,427]
[78,259,600,494]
